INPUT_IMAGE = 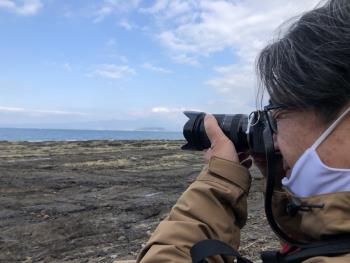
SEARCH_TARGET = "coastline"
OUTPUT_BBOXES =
[0,128,184,142]
[0,140,278,262]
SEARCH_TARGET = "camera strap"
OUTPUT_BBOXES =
[261,235,350,263]
[262,128,306,247]
[190,239,252,263]
[190,236,350,263]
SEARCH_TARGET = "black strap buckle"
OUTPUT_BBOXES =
[286,197,325,217]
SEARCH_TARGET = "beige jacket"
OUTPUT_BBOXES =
[137,157,350,263]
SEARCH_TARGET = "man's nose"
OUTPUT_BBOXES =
[273,134,280,151]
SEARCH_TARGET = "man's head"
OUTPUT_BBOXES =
[257,0,350,173]
[258,0,350,122]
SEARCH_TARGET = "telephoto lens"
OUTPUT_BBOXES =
[181,111,249,152]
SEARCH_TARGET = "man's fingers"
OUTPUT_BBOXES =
[204,114,226,145]
[203,113,239,163]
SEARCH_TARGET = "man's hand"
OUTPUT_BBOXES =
[203,113,255,169]
[203,114,239,163]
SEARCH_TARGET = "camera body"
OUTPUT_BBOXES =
[182,111,267,154]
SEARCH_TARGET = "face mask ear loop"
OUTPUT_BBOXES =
[311,106,350,150]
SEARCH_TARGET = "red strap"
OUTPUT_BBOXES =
[281,243,302,255]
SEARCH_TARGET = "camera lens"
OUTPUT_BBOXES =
[181,111,249,151]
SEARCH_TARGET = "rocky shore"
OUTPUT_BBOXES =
[0,140,279,262]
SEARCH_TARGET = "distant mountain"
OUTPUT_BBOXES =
[134,127,166,132]
[0,118,183,132]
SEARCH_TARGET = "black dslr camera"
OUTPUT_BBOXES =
[181,111,268,154]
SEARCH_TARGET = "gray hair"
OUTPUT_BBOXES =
[257,0,350,122]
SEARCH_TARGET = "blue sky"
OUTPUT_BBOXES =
[0,0,319,131]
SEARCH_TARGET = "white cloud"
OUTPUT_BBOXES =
[152,1,320,59]
[94,0,141,23]
[118,19,134,30]
[97,0,321,92]
[94,64,135,80]
[151,106,200,114]
[0,106,86,116]
[207,65,255,94]
[143,0,320,107]
[159,31,196,53]
[142,63,172,74]
[206,98,256,115]
[140,0,169,14]
[0,0,42,15]
[171,54,199,66]
[149,106,203,131]
[141,0,195,21]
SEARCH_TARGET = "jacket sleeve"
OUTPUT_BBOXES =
[136,156,252,263]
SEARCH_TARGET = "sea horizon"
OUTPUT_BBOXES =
[0,127,184,142]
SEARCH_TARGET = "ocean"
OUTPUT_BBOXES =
[0,128,184,142]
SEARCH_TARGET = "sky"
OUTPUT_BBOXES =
[0,0,321,131]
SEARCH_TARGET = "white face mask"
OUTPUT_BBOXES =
[282,106,350,197]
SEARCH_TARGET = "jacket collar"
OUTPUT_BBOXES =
[272,189,350,242]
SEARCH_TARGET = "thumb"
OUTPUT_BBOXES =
[204,114,226,145]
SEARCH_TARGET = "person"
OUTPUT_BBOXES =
[137,0,350,262]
